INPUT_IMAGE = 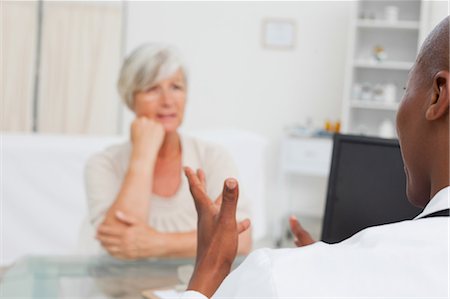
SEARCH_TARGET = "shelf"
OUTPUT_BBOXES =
[356,19,420,30]
[350,100,399,111]
[354,60,413,71]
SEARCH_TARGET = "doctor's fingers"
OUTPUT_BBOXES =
[213,194,223,208]
[218,179,239,221]
[289,216,303,236]
[289,216,315,246]
[237,218,251,234]
[184,167,211,211]
[196,168,207,191]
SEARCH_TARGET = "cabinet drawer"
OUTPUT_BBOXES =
[281,137,333,176]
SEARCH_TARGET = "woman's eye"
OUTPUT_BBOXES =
[172,84,183,90]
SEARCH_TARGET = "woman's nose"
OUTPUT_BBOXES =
[159,89,174,105]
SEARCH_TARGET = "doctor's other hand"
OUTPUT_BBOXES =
[289,215,316,247]
[184,167,251,298]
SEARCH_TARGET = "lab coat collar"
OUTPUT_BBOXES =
[414,186,450,219]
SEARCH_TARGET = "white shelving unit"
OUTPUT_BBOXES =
[356,19,420,30]
[353,60,413,70]
[341,0,430,138]
[350,100,399,111]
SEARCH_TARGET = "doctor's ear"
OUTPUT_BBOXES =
[425,70,449,121]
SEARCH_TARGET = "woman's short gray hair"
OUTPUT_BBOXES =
[117,43,187,110]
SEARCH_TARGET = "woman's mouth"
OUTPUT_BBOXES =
[156,113,177,121]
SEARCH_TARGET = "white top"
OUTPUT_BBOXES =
[183,186,450,298]
[81,135,250,251]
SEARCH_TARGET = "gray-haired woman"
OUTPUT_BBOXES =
[83,44,252,259]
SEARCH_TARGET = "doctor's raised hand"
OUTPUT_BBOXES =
[184,167,251,298]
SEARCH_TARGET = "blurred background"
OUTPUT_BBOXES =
[2,0,448,264]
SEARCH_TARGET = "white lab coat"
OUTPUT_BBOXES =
[182,187,449,298]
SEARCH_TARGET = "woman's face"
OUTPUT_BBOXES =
[133,69,186,133]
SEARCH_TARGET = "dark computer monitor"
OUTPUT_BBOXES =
[321,134,423,244]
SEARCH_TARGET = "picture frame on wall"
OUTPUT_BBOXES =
[262,18,296,50]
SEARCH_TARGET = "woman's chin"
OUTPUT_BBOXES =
[162,124,179,133]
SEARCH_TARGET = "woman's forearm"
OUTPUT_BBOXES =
[159,231,197,257]
[154,229,252,258]
[102,154,156,226]
[101,118,165,228]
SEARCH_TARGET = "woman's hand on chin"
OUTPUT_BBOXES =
[130,117,165,166]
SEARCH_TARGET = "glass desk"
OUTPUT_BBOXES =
[1,255,244,298]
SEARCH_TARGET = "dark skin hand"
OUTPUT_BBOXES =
[184,167,315,298]
[184,167,251,298]
[289,215,315,247]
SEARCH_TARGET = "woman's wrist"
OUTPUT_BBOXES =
[129,152,156,174]
[142,230,169,258]
[157,231,197,257]
[131,140,159,163]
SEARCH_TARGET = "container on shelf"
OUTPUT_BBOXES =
[385,6,400,23]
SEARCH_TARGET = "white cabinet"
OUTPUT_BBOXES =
[276,136,333,244]
[341,0,429,138]
[281,136,333,177]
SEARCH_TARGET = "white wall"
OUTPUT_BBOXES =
[424,0,449,34]
[123,2,352,135]
[123,1,354,239]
